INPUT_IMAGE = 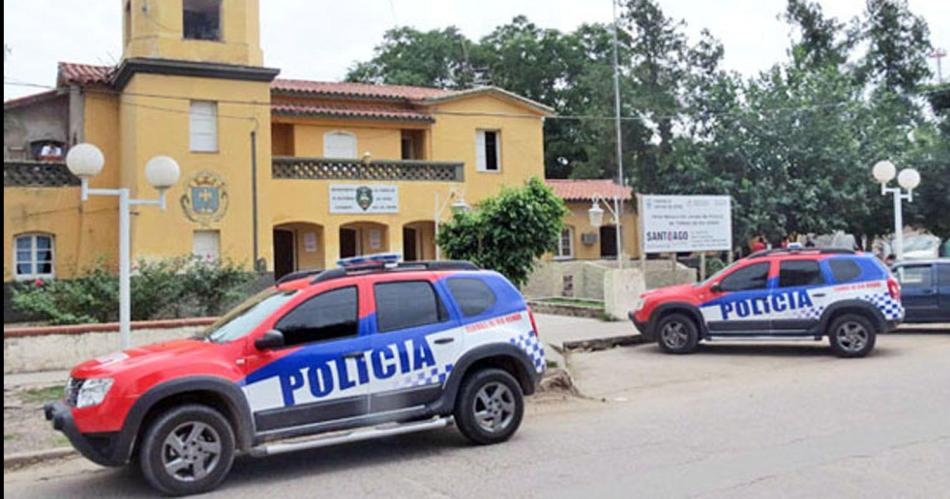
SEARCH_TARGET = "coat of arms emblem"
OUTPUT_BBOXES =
[356,186,373,211]
[180,170,229,226]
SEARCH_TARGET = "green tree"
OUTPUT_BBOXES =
[437,178,567,287]
[346,26,480,88]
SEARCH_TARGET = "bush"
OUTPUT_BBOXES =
[11,256,256,325]
[437,177,568,287]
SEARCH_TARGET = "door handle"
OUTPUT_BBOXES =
[812,293,826,298]
[343,351,364,359]
[434,338,454,345]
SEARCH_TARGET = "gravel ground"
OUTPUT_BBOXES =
[4,384,69,456]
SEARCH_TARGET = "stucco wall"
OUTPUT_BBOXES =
[3,94,69,160]
[3,325,207,373]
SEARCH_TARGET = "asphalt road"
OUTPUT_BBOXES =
[5,330,949,498]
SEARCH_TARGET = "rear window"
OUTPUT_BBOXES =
[778,260,825,287]
[898,265,932,289]
[374,281,447,332]
[829,259,862,283]
[446,278,497,317]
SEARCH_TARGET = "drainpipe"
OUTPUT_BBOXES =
[251,128,260,271]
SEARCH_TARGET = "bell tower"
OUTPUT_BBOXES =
[122,0,263,67]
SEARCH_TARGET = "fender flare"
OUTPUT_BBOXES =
[648,302,707,338]
[818,299,888,334]
[430,342,538,415]
[115,376,255,463]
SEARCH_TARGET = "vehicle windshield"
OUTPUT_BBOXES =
[697,261,736,286]
[201,288,298,344]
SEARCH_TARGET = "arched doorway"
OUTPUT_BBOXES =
[600,225,618,258]
[402,221,436,261]
[272,222,324,280]
[339,222,388,259]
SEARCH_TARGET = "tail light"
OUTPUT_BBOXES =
[527,306,539,337]
[887,277,901,301]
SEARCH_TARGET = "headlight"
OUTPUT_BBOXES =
[75,378,114,408]
[633,298,646,312]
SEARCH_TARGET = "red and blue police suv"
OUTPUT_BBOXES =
[45,255,545,495]
[630,249,902,357]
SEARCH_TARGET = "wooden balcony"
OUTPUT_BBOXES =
[272,156,464,182]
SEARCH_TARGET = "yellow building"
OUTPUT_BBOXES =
[4,0,569,287]
[544,180,639,262]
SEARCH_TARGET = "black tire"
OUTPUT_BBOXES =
[454,368,524,445]
[139,404,236,496]
[828,313,877,358]
[656,313,700,354]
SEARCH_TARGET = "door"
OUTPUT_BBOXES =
[403,227,418,261]
[368,279,460,413]
[340,228,358,259]
[938,263,950,322]
[704,261,772,335]
[770,259,827,335]
[600,226,617,258]
[898,264,938,322]
[245,286,369,432]
[273,229,295,280]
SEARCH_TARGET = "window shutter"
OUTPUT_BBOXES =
[323,132,357,158]
[475,130,487,171]
[190,101,218,152]
[193,230,221,261]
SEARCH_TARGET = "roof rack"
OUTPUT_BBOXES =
[275,268,324,285]
[310,260,479,284]
[747,248,856,258]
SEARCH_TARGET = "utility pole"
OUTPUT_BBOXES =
[610,0,624,187]
[930,48,946,84]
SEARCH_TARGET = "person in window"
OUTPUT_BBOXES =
[38,143,63,161]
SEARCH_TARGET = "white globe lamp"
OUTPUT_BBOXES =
[65,143,105,178]
[588,201,605,228]
[144,156,181,190]
[897,168,920,191]
[872,160,896,184]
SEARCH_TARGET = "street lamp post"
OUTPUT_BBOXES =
[871,160,921,261]
[66,143,181,350]
[433,189,470,260]
[588,195,624,269]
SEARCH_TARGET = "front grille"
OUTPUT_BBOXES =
[65,377,84,406]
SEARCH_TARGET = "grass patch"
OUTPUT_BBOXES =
[4,434,17,441]
[19,385,63,404]
[538,297,605,309]
[545,359,559,369]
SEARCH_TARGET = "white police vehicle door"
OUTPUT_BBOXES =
[707,261,773,336]
[368,279,461,414]
[243,286,371,432]
[770,259,827,335]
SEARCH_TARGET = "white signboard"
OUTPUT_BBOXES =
[641,195,732,253]
[330,184,399,214]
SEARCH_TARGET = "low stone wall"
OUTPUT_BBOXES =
[603,268,647,320]
[523,260,611,300]
[3,318,216,374]
[526,300,604,319]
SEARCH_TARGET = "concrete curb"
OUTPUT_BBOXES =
[4,447,76,470]
[562,334,648,353]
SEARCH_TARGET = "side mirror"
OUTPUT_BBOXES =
[710,283,723,293]
[254,330,285,350]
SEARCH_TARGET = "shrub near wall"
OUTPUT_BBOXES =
[11,256,255,325]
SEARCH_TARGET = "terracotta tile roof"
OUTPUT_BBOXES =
[57,62,115,86]
[545,179,632,201]
[272,101,433,122]
[272,79,457,101]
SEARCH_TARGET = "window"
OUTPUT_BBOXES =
[189,101,218,152]
[204,289,298,343]
[183,0,221,41]
[323,131,357,159]
[275,287,359,347]
[446,278,497,317]
[898,265,932,289]
[778,260,824,287]
[476,130,500,172]
[375,281,447,332]
[14,234,54,280]
[938,264,950,286]
[193,230,220,261]
[719,262,770,292]
[556,227,574,259]
[829,259,862,283]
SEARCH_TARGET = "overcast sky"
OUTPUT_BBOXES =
[3,0,948,100]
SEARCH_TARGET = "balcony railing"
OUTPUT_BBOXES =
[272,156,464,182]
[4,161,80,187]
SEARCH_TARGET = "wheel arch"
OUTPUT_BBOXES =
[650,302,707,337]
[431,343,538,415]
[819,300,887,335]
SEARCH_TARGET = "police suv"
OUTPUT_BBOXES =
[630,249,903,357]
[45,255,545,495]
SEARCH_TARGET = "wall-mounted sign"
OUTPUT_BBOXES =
[181,170,229,226]
[330,184,399,214]
[640,195,732,253]
[368,228,382,250]
[303,232,318,253]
